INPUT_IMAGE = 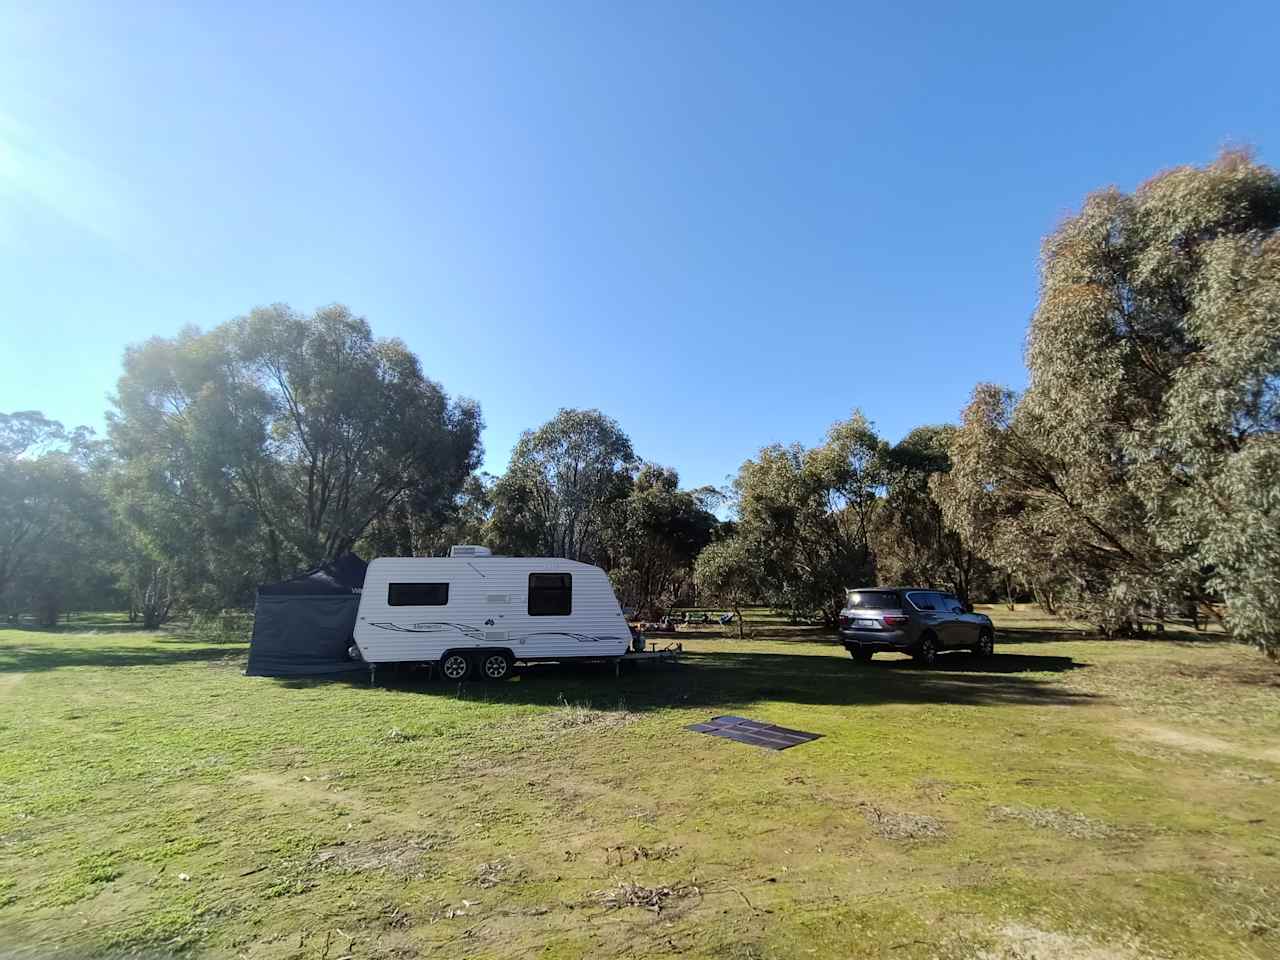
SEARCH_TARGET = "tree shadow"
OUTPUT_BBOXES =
[994,624,1229,646]
[0,620,155,635]
[274,648,1095,712]
[0,629,1097,713]
[0,640,245,673]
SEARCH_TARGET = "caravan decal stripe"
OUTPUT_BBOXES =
[367,622,487,641]
[367,623,626,645]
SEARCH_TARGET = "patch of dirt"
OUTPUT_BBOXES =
[235,772,435,832]
[313,836,442,875]
[916,778,958,801]
[858,802,946,841]
[585,880,701,914]
[969,922,1152,960]
[1123,721,1280,764]
[546,701,639,730]
[989,804,1113,840]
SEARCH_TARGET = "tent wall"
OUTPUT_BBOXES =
[245,594,363,677]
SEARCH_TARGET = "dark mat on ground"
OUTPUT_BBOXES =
[685,715,822,750]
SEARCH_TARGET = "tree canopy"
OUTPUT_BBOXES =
[943,151,1280,652]
[488,408,637,562]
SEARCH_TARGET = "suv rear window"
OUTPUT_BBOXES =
[846,591,900,609]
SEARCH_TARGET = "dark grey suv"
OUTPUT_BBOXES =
[837,587,994,665]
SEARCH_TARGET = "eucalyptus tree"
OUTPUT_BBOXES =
[872,425,990,604]
[488,408,637,563]
[108,304,482,607]
[692,536,759,638]
[605,464,719,615]
[0,413,114,623]
[733,411,887,623]
[945,151,1280,651]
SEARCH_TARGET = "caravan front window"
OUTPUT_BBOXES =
[528,573,571,616]
[388,582,449,606]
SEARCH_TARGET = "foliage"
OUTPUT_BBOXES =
[362,472,495,558]
[0,414,115,624]
[692,537,759,637]
[871,425,994,604]
[943,151,1280,652]
[732,411,886,623]
[605,464,719,615]
[107,304,482,609]
[488,408,636,562]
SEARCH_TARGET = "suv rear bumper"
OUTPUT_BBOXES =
[839,628,912,652]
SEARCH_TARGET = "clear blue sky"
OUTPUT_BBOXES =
[2,2,1277,490]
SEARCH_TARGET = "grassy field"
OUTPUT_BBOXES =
[1,607,1278,959]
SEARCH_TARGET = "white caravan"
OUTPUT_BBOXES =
[351,546,632,680]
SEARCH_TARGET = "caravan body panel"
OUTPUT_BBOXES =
[352,556,630,663]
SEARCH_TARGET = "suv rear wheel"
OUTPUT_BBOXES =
[849,647,873,663]
[913,633,937,667]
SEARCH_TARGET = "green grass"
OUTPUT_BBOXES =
[1,607,1278,958]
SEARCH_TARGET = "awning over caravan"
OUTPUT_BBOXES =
[245,553,368,677]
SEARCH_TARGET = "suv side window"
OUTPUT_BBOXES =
[906,591,936,611]
[938,594,963,613]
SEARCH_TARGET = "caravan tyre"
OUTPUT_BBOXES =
[480,652,513,681]
[440,652,472,681]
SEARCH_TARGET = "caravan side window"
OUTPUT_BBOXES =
[388,582,449,606]
[528,573,571,616]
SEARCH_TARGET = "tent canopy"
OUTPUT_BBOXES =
[256,552,368,596]
[245,553,368,677]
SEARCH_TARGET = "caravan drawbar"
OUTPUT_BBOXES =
[350,546,634,680]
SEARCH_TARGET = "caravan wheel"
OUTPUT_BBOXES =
[481,652,513,681]
[440,652,472,681]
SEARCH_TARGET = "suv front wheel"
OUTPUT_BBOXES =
[973,629,994,658]
[913,633,937,667]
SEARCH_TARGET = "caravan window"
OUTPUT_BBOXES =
[528,573,571,616]
[388,582,449,606]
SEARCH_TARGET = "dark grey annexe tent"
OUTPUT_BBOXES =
[245,553,368,677]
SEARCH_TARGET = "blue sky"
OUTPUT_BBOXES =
[2,1,1277,490]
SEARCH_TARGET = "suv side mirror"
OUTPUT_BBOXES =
[962,602,974,614]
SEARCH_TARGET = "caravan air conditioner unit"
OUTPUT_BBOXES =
[449,544,493,558]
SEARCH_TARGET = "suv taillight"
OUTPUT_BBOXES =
[882,614,909,627]
[838,615,852,627]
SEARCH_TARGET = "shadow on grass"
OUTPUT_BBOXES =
[275,648,1095,711]
[0,639,246,673]
[994,624,1228,646]
[0,620,155,635]
[0,628,1095,712]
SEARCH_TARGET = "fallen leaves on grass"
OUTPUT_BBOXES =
[989,804,1113,840]
[605,843,680,866]
[586,880,700,914]
[858,802,946,841]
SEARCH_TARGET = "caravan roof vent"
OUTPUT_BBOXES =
[449,544,493,558]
